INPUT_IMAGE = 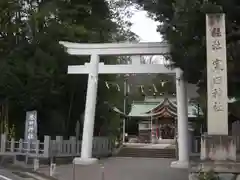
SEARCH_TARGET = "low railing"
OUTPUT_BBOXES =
[0,134,113,158]
[4,139,45,157]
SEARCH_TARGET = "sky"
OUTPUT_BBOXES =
[129,8,162,42]
[129,8,164,64]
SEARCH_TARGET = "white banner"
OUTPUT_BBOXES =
[206,14,228,135]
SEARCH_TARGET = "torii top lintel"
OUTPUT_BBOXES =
[59,41,169,56]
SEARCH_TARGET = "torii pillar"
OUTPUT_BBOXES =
[60,41,189,167]
[80,54,100,164]
[170,68,189,168]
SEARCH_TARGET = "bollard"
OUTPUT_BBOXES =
[100,164,105,180]
[33,158,39,171]
[50,163,56,177]
[50,156,56,177]
[72,163,75,180]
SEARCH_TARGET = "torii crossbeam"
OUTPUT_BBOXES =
[68,59,175,74]
[60,41,190,168]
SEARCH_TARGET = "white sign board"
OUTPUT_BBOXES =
[206,14,228,135]
[24,110,38,141]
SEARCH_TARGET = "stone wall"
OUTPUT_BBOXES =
[200,135,236,161]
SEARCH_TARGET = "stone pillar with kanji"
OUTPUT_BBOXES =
[189,13,240,180]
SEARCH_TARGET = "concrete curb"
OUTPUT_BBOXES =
[2,164,57,180]
[25,172,55,180]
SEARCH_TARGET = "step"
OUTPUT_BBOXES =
[116,147,176,158]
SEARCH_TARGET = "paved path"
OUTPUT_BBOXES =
[38,157,188,180]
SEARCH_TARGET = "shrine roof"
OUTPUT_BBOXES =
[128,96,203,118]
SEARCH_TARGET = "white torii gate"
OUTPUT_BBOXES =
[60,41,189,168]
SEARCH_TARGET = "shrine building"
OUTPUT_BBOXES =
[128,96,203,143]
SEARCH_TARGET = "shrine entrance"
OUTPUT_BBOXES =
[129,96,201,143]
[159,121,175,139]
[60,41,190,168]
[152,118,175,140]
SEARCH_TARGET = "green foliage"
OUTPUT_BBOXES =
[198,170,219,180]
[135,0,240,98]
[0,0,137,137]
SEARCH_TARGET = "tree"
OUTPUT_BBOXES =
[0,0,137,137]
[135,0,240,99]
